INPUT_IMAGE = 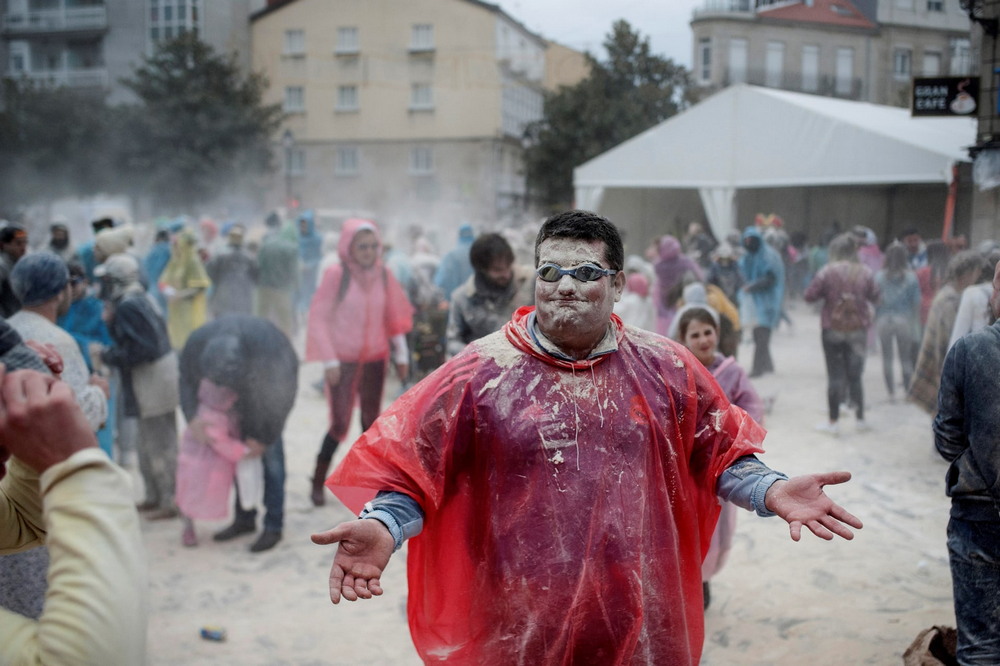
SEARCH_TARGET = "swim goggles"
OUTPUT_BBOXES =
[535,262,618,283]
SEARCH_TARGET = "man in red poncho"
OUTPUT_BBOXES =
[312,210,863,665]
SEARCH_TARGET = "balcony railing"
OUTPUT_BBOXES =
[7,68,109,89]
[693,0,792,18]
[1,6,108,35]
[720,67,865,99]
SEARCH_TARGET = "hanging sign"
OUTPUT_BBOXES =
[911,77,978,116]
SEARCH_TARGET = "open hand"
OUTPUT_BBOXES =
[311,519,395,604]
[764,472,863,541]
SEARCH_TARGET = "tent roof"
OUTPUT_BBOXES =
[574,84,977,190]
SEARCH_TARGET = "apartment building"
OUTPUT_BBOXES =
[0,0,264,104]
[691,0,973,106]
[251,0,587,232]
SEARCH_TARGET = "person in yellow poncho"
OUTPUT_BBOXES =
[162,230,211,349]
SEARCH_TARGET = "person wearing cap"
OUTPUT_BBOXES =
[97,253,180,520]
[0,225,28,318]
[205,224,258,318]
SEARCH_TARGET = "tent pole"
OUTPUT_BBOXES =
[941,163,958,240]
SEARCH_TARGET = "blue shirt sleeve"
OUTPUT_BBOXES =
[360,490,425,551]
[716,455,788,517]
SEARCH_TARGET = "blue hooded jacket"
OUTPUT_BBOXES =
[739,227,785,329]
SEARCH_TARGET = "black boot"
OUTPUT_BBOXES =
[310,454,333,507]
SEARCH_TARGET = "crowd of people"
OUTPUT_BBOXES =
[0,205,996,663]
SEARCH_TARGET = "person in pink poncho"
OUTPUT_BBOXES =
[175,336,264,547]
[676,304,765,610]
[311,210,863,665]
[305,218,413,507]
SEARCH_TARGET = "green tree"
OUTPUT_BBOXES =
[523,21,694,210]
[0,80,114,212]
[118,33,283,210]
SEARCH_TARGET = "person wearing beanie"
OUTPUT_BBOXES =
[0,225,28,318]
[8,252,109,433]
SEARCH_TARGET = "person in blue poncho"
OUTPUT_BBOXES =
[433,223,475,301]
[740,226,785,377]
[58,263,116,456]
[297,210,324,318]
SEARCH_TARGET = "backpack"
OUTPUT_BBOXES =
[829,267,867,332]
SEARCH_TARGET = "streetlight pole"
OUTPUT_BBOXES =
[282,128,295,211]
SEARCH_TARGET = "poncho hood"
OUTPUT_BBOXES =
[503,305,626,371]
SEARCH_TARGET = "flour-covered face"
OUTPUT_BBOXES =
[534,238,624,352]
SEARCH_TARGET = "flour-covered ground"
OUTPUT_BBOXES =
[139,304,954,665]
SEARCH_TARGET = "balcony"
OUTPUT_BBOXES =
[720,67,864,100]
[8,67,109,90]
[1,6,108,37]
[692,0,791,18]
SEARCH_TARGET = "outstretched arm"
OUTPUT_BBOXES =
[311,519,396,604]
[764,472,863,541]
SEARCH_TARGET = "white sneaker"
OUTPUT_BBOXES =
[856,420,872,433]
[815,421,840,436]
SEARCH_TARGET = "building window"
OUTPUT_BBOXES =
[835,47,854,95]
[284,29,305,56]
[699,38,711,83]
[801,45,819,92]
[336,26,359,54]
[9,41,28,72]
[288,148,305,176]
[410,24,434,52]
[410,83,434,110]
[728,38,747,84]
[950,38,972,75]
[336,85,359,111]
[284,86,305,113]
[893,48,912,80]
[923,51,942,76]
[335,147,359,175]
[410,146,433,174]
[765,41,784,88]
[927,0,944,10]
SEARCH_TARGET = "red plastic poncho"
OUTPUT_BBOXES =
[328,307,766,665]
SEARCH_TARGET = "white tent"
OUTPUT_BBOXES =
[573,84,977,241]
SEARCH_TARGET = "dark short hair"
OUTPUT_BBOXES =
[0,225,26,244]
[677,306,719,341]
[469,233,514,272]
[534,210,624,272]
[91,217,114,233]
